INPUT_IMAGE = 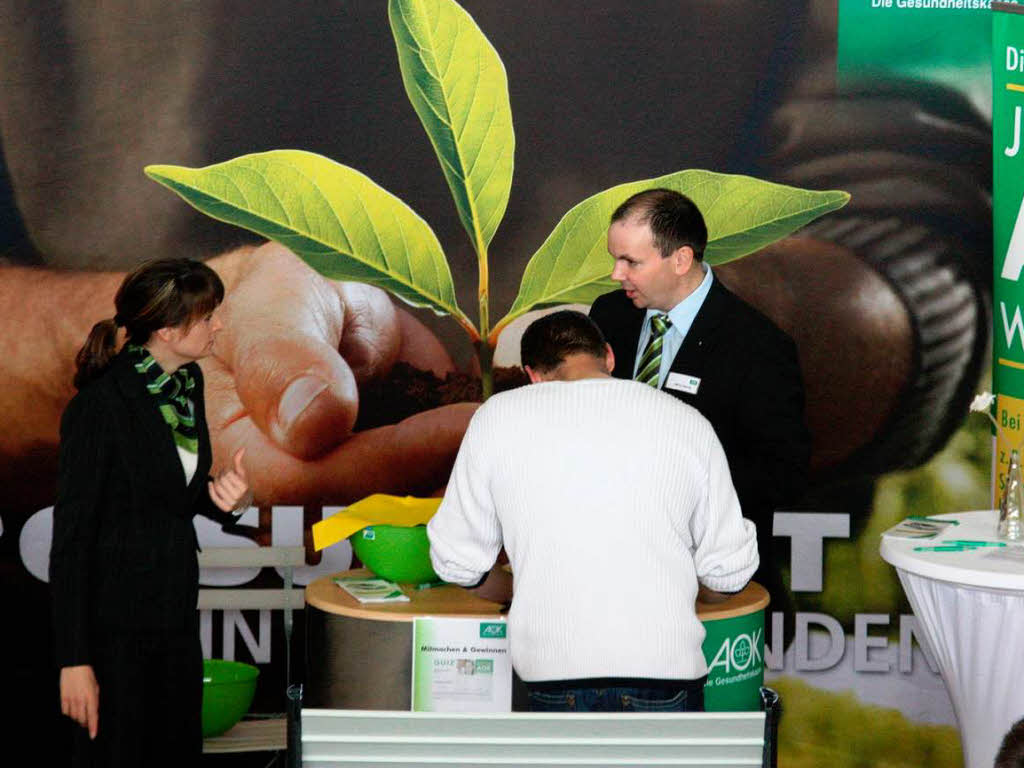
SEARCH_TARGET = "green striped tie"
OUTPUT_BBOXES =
[635,314,672,387]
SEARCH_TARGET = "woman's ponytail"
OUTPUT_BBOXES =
[69,258,223,390]
[73,318,120,389]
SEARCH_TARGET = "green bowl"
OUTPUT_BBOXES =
[201,659,259,737]
[350,524,439,584]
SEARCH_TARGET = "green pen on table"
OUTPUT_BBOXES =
[913,544,976,552]
[414,579,447,590]
[944,540,1006,547]
[907,515,959,525]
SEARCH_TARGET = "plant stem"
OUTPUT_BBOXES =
[476,233,494,400]
[477,340,493,400]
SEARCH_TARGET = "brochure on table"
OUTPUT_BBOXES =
[411,617,512,712]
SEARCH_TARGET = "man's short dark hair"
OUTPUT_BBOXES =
[610,188,708,261]
[520,310,607,373]
[996,718,1024,768]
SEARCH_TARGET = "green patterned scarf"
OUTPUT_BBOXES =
[128,344,199,454]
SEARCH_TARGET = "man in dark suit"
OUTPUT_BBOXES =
[589,189,810,613]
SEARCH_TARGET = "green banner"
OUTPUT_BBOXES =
[838,0,1012,117]
[994,2,1024,500]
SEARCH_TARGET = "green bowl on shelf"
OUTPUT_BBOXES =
[350,524,439,584]
[201,659,259,737]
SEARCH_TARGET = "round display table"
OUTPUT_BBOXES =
[698,582,770,711]
[305,569,768,712]
[880,510,1024,768]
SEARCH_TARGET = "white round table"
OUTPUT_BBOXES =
[880,510,1024,768]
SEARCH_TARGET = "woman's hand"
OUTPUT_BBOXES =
[208,447,250,512]
[60,665,99,739]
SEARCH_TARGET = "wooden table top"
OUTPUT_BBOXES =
[306,569,768,623]
[696,581,769,621]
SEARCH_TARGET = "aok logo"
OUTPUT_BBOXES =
[707,628,763,675]
[479,622,507,639]
[1002,72,1024,281]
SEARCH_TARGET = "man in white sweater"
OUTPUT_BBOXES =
[427,310,758,712]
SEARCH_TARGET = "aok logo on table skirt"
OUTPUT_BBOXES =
[701,614,765,711]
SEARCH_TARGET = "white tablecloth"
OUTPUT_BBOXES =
[880,510,1024,768]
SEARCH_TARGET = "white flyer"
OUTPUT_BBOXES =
[411,617,512,712]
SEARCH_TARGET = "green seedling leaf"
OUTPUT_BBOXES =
[389,0,514,252]
[145,150,474,333]
[495,170,849,341]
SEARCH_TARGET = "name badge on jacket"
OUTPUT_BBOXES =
[665,372,701,395]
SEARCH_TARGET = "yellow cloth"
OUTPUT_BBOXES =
[311,494,442,551]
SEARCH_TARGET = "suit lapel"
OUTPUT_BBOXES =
[668,278,730,377]
[601,282,732,385]
[607,293,646,379]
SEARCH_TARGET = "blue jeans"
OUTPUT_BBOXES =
[526,680,705,712]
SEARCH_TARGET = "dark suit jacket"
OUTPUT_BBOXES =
[590,280,810,534]
[50,349,228,667]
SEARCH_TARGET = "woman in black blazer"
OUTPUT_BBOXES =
[50,259,250,767]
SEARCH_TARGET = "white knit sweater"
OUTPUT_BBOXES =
[428,377,758,682]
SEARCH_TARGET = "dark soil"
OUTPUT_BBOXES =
[354,362,530,431]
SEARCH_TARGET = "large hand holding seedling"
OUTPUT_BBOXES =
[203,243,477,504]
[146,0,848,402]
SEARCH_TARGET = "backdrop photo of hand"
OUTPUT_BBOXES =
[204,242,478,505]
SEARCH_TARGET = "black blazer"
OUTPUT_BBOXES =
[590,279,810,532]
[50,349,228,667]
